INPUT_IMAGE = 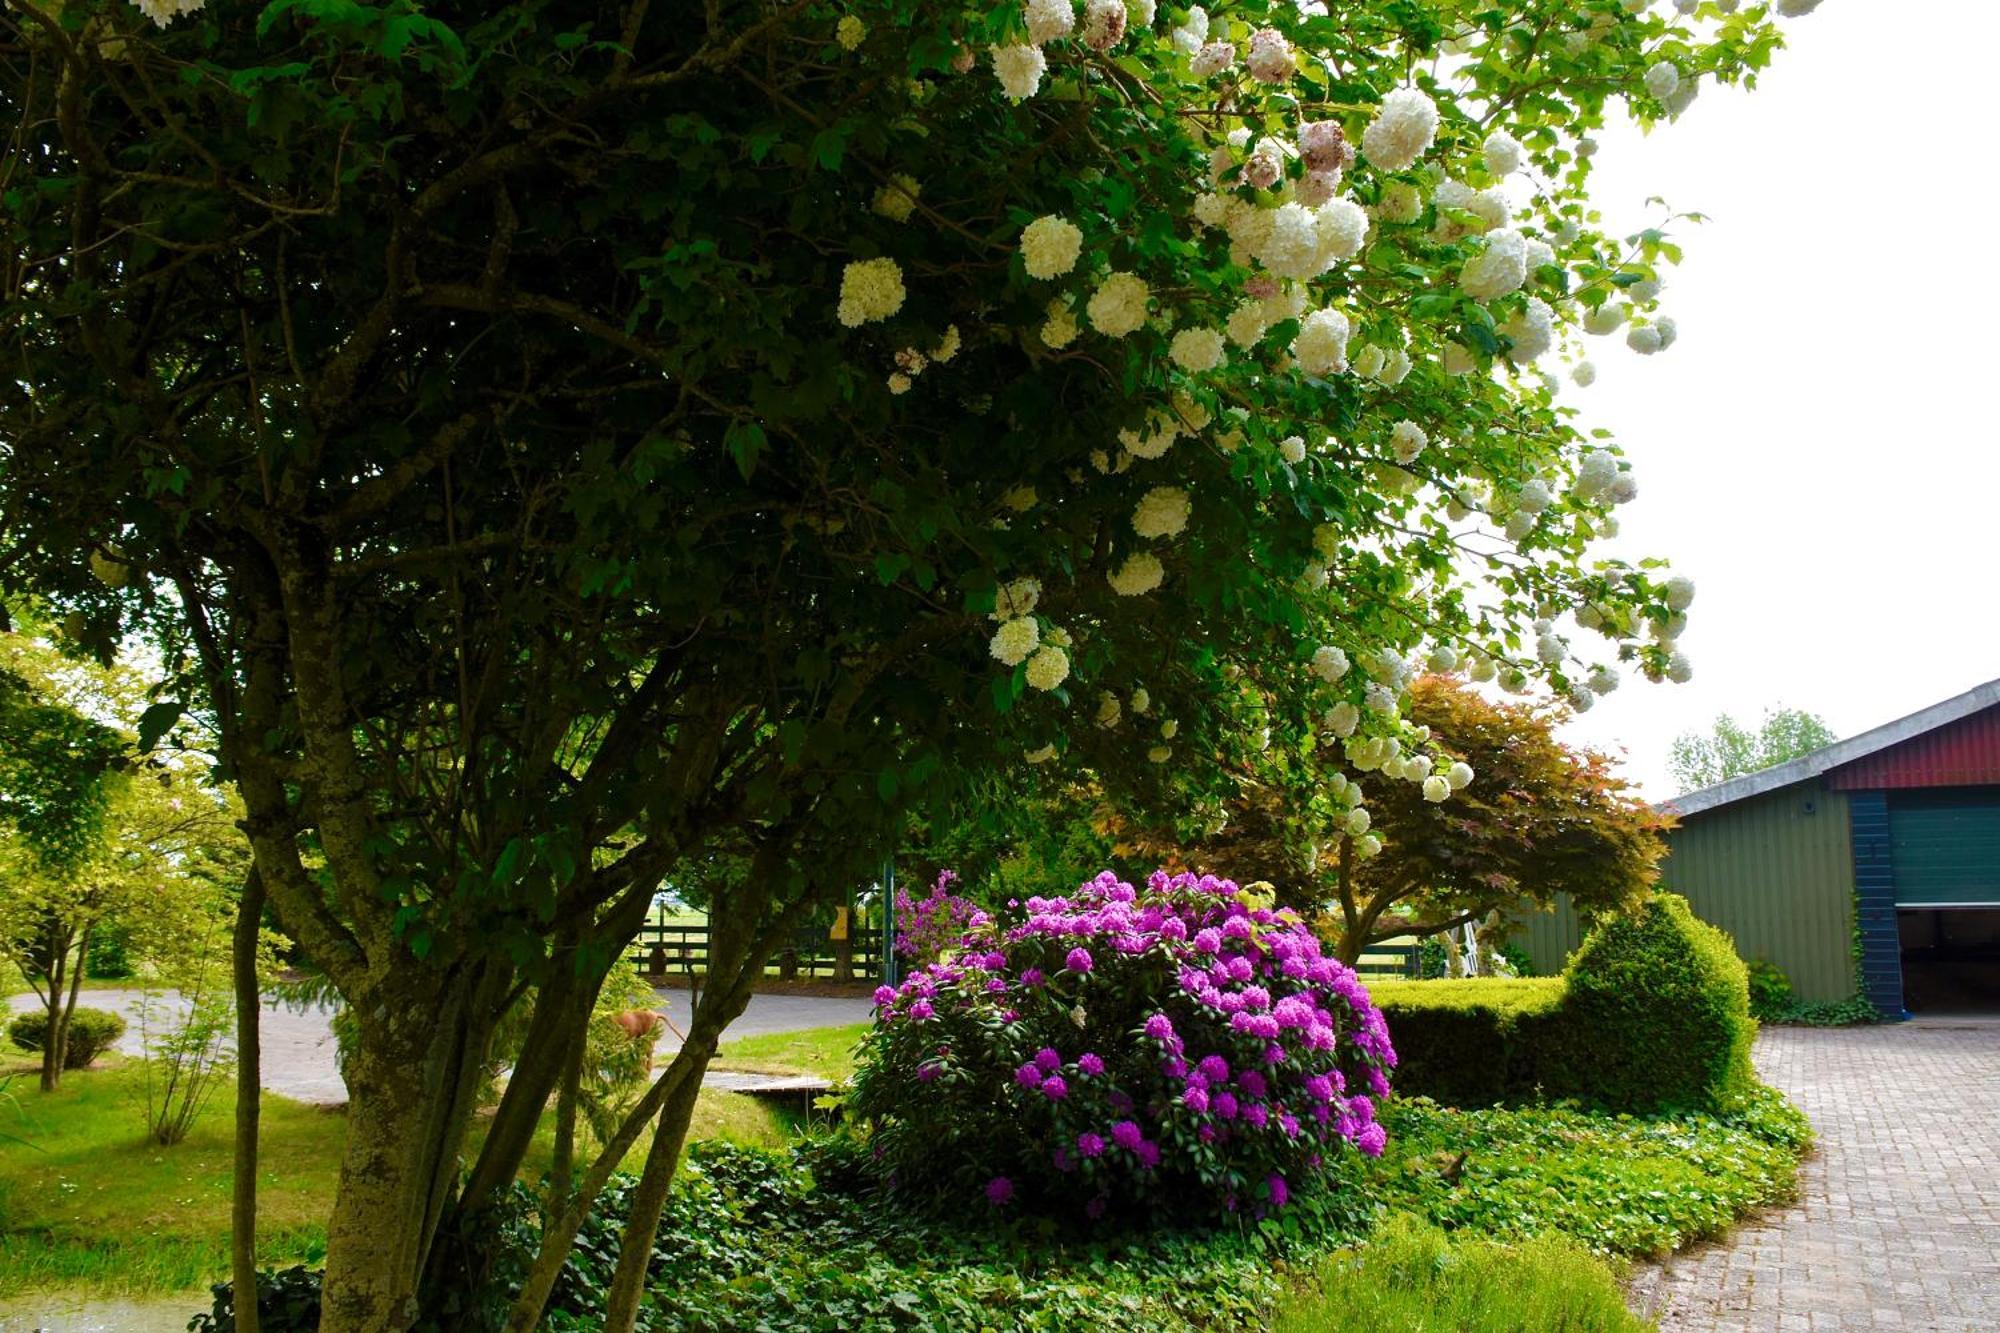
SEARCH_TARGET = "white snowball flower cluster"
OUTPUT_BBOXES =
[872,175,920,222]
[1040,298,1080,348]
[1421,775,1451,803]
[1258,203,1320,279]
[1087,272,1151,336]
[1321,700,1360,737]
[1118,408,1179,459]
[1315,198,1369,264]
[1389,420,1427,464]
[1482,130,1523,176]
[835,14,865,50]
[1108,550,1165,596]
[1360,87,1439,172]
[1446,761,1475,791]
[933,325,961,362]
[1589,665,1621,696]
[1132,485,1191,539]
[1025,743,1058,764]
[1501,297,1554,364]
[1626,318,1678,355]
[1244,26,1293,82]
[1170,4,1207,51]
[836,258,905,326]
[1573,448,1621,501]
[1644,60,1681,100]
[1667,652,1695,683]
[1572,361,1597,387]
[1026,644,1071,690]
[1461,229,1527,301]
[1020,215,1083,278]
[1665,575,1696,611]
[1776,0,1822,13]
[1082,0,1128,51]
[1025,0,1076,44]
[992,577,1041,619]
[1584,302,1628,335]
[1169,326,1226,373]
[1279,435,1307,465]
[1130,686,1151,714]
[992,44,1048,101]
[990,617,1040,666]
[1292,308,1351,375]
[1096,691,1122,727]
[1312,644,1350,683]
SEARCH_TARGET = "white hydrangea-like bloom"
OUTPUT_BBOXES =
[1575,449,1619,497]
[1588,665,1621,695]
[1365,682,1398,715]
[932,325,961,363]
[1446,761,1474,791]
[1132,485,1192,539]
[993,577,1041,620]
[836,14,866,49]
[1461,229,1527,301]
[1378,347,1411,385]
[1258,203,1321,279]
[1626,323,1664,355]
[1190,41,1235,77]
[1322,701,1360,738]
[1087,272,1151,337]
[1360,87,1439,171]
[1375,181,1422,224]
[1467,655,1497,683]
[1483,130,1523,176]
[1389,420,1427,464]
[1082,0,1128,50]
[1665,575,1696,611]
[1245,26,1293,81]
[1226,299,1270,348]
[1130,686,1151,714]
[1020,215,1084,278]
[1118,410,1178,459]
[1629,277,1663,303]
[1583,302,1628,336]
[1192,192,1229,228]
[872,175,921,222]
[1026,645,1071,691]
[1343,806,1371,836]
[1569,685,1597,713]
[1170,4,1208,51]
[1279,435,1307,465]
[1354,832,1383,859]
[990,616,1040,666]
[1667,652,1694,683]
[1148,744,1173,764]
[992,44,1048,101]
[1314,198,1369,264]
[1609,472,1639,504]
[1516,478,1552,515]
[1442,342,1476,376]
[1041,299,1080,348]
[1644,60,1681,100]
[1025,743,1058,764]
[1655,317,1679,350]
[1108,550,1166,596]
[1422,775,1450,803]
[1126,0,1157,26]
[887,371,913,394]
[1096,691,1122,727]
[1352,344,1386,379]
[1169,326,1226,373]
[1536,633,1565,665]
[1312,644,1350,683]
[1572,360,1597,388]
[1469,188,1510,232]
[1502,297,1554,364]
[1292,308,1351,376]
[1523,238,1555,275]
[1776,0,1821,13]
[836,258,905,327]
[1505,511,1535,541]
[1025,0,1076,44]
[1160,718,1179,740]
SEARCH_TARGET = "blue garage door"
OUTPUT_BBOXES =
[1889,787,2000,907]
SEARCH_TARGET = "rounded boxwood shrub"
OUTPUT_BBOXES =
[1547,892,1756,1114]
[850,870,1397,1223]
[7,1006,126,1068]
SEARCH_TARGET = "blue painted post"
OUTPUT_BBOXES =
[1847,790,1907,1020]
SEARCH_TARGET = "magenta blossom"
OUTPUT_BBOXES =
[1064,947,1094,974]
[985,1176,1015,1206]
[1078,1052,1105,1077]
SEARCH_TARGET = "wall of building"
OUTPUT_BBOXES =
[1520,778,1858,1001]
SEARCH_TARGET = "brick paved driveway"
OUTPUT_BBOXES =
[1630,1018,2000,1332]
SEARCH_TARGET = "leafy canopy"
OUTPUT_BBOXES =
[1668,706,1837,793]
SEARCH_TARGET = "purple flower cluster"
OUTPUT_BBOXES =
[855,869,1397,1223]
[893,870,994,966]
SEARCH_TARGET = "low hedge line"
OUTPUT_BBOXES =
[1370,894,1757,1115]
[7,1006,126,1069]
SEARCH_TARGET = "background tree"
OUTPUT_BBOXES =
[1143,676,1668,964]
[1669,705,1837,792]
[0,0,1798,1327]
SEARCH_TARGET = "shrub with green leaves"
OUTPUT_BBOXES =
[8,1006,124,1069]
[1373,893,1758,1113]
[1745,959,1795,1021]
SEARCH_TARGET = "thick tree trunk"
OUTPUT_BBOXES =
[231,869,265,1333]
[317,969,506,1333]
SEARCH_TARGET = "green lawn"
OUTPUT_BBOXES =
[712,1022,870,1081]
[0,1052,788,1298]
[1275,1213,1651,1332]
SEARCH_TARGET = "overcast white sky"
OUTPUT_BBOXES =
[1543,1,2000,798]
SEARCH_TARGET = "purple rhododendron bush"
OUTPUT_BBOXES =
[850,869,1396,1223]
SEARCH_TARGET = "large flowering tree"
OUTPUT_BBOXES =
[0,0,1804,1328]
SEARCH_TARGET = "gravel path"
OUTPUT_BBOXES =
[1628,1017,2000,1332]
[9,987,874,1106]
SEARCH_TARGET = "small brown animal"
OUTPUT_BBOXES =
[610,1009,669,1071]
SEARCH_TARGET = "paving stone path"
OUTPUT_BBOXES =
[1629,1017,2000,1332]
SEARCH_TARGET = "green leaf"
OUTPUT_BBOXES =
[135,700,184,753]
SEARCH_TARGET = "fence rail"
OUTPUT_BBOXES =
[630,921,1420,984]
[628,922,881,983]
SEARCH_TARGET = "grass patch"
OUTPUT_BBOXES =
[0,1059,340,1296]
[1274,1213,1650,1332]
[712,1023,869,1080]
[1366,1084,1811,1257]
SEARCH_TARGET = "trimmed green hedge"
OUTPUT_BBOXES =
[8,1006,127,1069]
[1371,894,1757,1115]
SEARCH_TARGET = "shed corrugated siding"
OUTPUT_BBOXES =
[1826,703,2000,789]
[1519,780,1857,1000]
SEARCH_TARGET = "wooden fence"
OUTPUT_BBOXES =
[630,921,1419,985]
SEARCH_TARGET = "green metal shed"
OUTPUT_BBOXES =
[1520,678,2000,1016]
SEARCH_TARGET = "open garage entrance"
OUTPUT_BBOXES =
[1898,908,2000,1013]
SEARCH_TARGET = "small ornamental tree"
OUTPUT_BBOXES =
[0,0,1810,1326]
[1154,676,1667,963]
[851,870,1396,1222]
